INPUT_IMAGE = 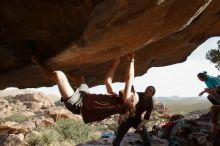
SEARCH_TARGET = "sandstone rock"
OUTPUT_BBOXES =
[1,91,56,113]
[0,98,12,119]
[47,107,82,122]
[0,122,28,135]
[21,120,36,131]
[23,101,43,112]
[1,0,220,89]
[154,102,171,114]
[35,117,55,127]
[22,111,35,117]
[0,98,9,109]
[11,100,27,111]
[15,92,55,108]
[3,133,25,146]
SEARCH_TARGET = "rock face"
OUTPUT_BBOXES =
[0,0,219,89]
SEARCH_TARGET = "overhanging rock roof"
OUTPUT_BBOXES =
[0,0,219,89]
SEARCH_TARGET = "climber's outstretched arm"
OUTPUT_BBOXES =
[123,53,135,103]
[104,58,120,94]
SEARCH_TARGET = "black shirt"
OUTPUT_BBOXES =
[133,92,154,120]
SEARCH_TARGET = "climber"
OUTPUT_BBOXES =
[112,85,156,146]
[31,53,139,123]
[197,71,220,105]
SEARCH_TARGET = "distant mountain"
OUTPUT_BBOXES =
[0,88,60,101]
[155,96,208,101]
[155,96,211,114]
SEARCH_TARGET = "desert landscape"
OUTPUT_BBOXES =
[0,88,214,146]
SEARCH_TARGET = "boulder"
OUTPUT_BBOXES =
[0,0,220,88]
[47,106,82,122]
[0,98,12,119]
[0,122,28,135]
[3,133,25,146]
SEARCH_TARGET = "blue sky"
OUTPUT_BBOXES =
[34,37,220,97]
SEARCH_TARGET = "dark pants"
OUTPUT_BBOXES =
[113,117,151,146]
[208,95,220,105]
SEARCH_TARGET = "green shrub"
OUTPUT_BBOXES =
[41,129,60,145]
[4,112,28,123]
[27,118,99,145]
[108,123,118,134]
[27,129,60,146]
[0,118,4,124]
[55,119,98,144]
[4,95,15,103]
[27,134,41,146]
